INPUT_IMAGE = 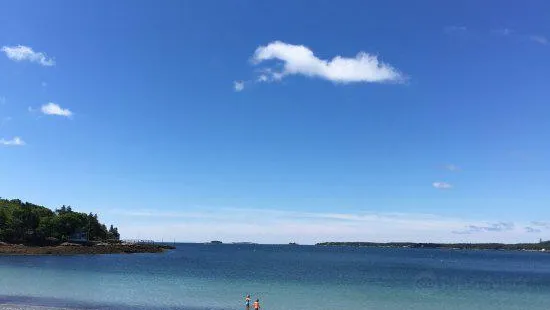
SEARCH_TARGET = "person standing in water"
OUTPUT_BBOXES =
[253,299,260,310]
[245,295,251,309]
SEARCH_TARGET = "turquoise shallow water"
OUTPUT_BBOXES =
[1,244,550,309]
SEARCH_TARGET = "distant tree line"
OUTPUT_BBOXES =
[316,241,550,251]
[0,198,120,245]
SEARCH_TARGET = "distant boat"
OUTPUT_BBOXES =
[289,242,299,246]
[208,240,223,245]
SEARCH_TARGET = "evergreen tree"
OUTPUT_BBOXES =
[0,198,117,244]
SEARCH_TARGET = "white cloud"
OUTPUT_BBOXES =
[445,164,460,171]
[0,136,25,146]
[1,45,55,66]
[444,26,467,34]
[432,182,452,189]
[493,28,513,36]
[233,81,245,92]
[525,227,542,233]
[251,41,403,84]
[529,35,548,45]
[531,221,550,229]
[453,222,514,234]
[40,102,72,117]
[108,207,540,244]
[257,74,269,82]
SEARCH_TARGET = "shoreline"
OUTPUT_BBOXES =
[0,243,175,255]
[316,241,549,252]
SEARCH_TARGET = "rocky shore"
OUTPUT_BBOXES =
[0,242,175,255]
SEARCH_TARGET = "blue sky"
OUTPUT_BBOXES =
[1,1,549,243]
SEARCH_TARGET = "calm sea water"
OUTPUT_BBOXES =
[1,244,550,310]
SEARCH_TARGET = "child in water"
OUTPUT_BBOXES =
[253,299,260,310]
[245,295,251,309]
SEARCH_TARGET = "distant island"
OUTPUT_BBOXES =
[0,198,174,255]
[316,241,550,252]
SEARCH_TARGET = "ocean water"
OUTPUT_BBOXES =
[1,244,549,310]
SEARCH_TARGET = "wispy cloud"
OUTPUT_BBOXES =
[525,227,542,233]
[453,222,515,234]
[0,136,25,146]
[492,28,513,36]
[110,208,474,243]
[257,74,269,82]
[40,102,72,117]
[1,45,55,66]
[529,35,548,45]
[444,164,460,172]
[233,81,245,92]
[432,181,452,190]
[531,221,550,229]
[0,96,6,105]
[107,207,539,244]
[444,26,467,34]
[250,41,403,84]
[451,26,549,48]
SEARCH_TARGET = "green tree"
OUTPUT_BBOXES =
[0,198,119,245]
[108,224,120,240]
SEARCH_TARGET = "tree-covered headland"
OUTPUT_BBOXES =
[0,198,120,245]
